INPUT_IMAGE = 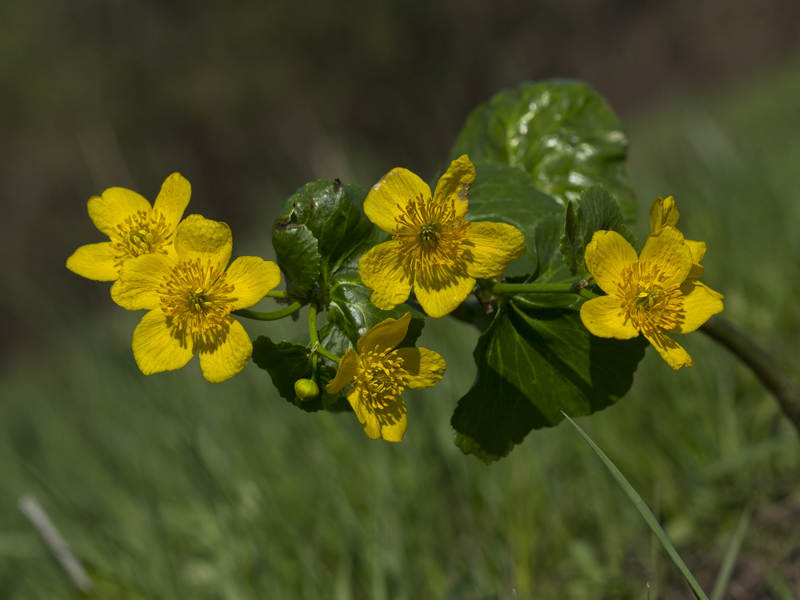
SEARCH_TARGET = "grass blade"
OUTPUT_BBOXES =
[562,412,709,600]
[710,504,752,600]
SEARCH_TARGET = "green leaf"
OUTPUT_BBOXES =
[563,414,710,600]
[450,79,636,221]
[560,184,637,278]
[319,269,425,357]
[466,163,564,278]
[271,225,322,298]
[273,179,374,285]
[251,336,351,413]
[450,297,647,463]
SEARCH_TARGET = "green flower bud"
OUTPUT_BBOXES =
[294,378,319,401]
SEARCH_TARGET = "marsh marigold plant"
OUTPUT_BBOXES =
[67,173,191,284]
[326,313,446,441]
[358,155,526,318]
[112,214,281,383]
[580,212,723,369]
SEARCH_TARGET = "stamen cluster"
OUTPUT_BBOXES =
[158,258,237,339]
[392,194,469,275]
[614,260,684,334]
[356,348,408,409]
[110,209,172,266]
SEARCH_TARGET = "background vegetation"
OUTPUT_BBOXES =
[2,1,799,598]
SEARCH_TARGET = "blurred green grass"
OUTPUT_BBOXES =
[2,62,800,600]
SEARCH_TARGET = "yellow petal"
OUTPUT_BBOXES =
[326,349,360,394]
[175,214,233,268]
[463,221,527,278]
[364,167,430,233]
[692,279,724,300]
[685,239,706,278]
[643,329,692,370]
[112,254,174,311]
[413,265,475,318]
[357,312,411,355]
[358,240,413,311]
[347,389,382,440]
[88,187,152,236]
[375,398,407,442]
[649,196,680,233]
[226,257,281,309]
[132,309,195,375]
[685,239,706,264]
[66,242,119,281]
[152,173,191,231]
[665,280,724,334]
[584,230,638,294]
[580,296,640,339]
[639,226,692,287]
[432,154,475,220]
[198,318,253,383]
[395,347,446,389]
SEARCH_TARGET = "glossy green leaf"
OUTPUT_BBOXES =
[271,225,322,298]
[560,184,637,278]
[251,336,351,413]
[319,269,425,358]
[451,297,647,463]
[273,179,373,281]
[450,79,636,221]
[466,163,563,278]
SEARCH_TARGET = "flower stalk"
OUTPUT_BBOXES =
[700,315,800,436]
[490,282,599,301]
[233,301,303,321]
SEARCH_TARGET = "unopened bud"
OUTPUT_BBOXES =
[294,378,319,401]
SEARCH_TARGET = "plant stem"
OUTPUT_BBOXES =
[490,282,598,301]
[700,315,800,436]
[316,346,341,364]
[307,302,342,364]
[266,290,289,298]
[232,301,303,321]
[308,303,319,347]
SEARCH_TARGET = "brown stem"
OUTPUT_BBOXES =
[700,315,800,436]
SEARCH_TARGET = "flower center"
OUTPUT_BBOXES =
[356,348,408,409]
[109,209,173,266]
[615,260,684,334]
[392,194,469,273]
[158,258,237,339]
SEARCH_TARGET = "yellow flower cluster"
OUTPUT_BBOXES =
[68,174,281,383]
[68,162,723,441]
[580,196,723,370]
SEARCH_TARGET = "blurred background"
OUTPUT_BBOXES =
[2,0,800,598]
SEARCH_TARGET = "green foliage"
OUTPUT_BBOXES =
[272,179,373,298]
[560,184,637,278]
[251,336,351,413]
[451,299,647,463]
[447,81,645,461]
[319,269,425,357]
[271,225,321,298]
[450,79,636,221]
[466,163,563,278]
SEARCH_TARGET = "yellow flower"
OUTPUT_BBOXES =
[326,313,446,441]
[67,173,191,282]
[359,155,526,318]
[111,214,281,383]
[650,195,724,300]
[580,227,723,370]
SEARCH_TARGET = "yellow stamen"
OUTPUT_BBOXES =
[392,193,469,274]
[158,258,237,341]
[614,260,684,334]
[109,209,173,266]
[354,348,408,410]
